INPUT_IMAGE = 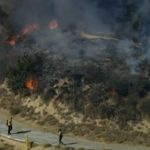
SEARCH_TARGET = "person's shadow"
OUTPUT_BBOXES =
[63,142,78,145]
[11,130,31,134]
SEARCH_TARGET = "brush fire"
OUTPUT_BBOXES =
[0,2,150,146]
[6,23,40,46]
[6,20,58,46]
[25,75,38,91]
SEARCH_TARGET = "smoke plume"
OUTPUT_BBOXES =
[0,0,150,80]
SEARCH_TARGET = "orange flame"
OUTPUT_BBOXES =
[25,75,38,91]
[49,20,58,30]
[7,35,19,46]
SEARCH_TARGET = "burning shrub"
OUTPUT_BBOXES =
[25,74,38,91]
[6,52,44,94]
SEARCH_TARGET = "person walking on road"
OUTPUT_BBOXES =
[58,129,63,145]
[6,117,13,135]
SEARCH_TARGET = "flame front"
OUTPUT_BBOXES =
[7,23,40,46]
[25,75,38,91]
[6,20,58,46]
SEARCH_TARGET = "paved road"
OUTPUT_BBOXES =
[0,114,149,150]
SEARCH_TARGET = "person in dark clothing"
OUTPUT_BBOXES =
[58,129,63,144]
[6,117,13,135]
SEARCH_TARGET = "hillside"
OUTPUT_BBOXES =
[0,0,150,146]
[0,52,150,145]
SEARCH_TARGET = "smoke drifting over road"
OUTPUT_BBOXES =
[0,0,150,78]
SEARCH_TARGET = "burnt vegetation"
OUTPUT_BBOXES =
[5,52,150,127]
[0,0,150,130]
[6,52,44,94]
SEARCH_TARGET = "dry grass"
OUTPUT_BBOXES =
[0,136,21,150]
[1,85,150,147]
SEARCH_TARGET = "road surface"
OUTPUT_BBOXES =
[0,113,149,150]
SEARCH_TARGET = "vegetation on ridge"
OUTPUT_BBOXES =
[5,52,150,128]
